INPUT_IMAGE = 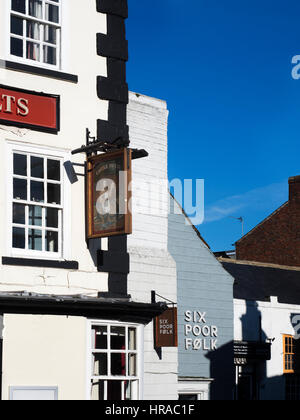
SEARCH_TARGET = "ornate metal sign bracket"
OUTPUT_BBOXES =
[71,128,148,160]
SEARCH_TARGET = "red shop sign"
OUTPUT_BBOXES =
[0,85,60,133]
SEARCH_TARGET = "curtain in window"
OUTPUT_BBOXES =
[27,42,39,61]
[27,21,40,40]
[29,0,43,19]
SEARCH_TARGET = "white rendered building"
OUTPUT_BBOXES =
[0,0,178,400]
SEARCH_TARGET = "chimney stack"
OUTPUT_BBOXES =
[289,175,300,201]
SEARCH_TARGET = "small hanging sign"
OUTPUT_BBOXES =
[155,307,178,348]
[86,148,132,239]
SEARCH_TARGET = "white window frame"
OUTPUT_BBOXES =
[178,379,212,401]
[86,320,144,401]
[7,0,63,70]
[6,141,71,261]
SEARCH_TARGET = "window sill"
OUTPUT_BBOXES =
[0,60,78,83]
[2,257,79,270]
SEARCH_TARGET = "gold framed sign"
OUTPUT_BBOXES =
[86,148,132,239]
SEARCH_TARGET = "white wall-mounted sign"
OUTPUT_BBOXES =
[9,386,58,400]
[184,311,218,351]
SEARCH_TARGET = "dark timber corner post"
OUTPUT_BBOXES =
[96,0,130,297]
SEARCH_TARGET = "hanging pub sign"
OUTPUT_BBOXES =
[86,148,132,239]
[155,308,178,348]
[0,84,60,133]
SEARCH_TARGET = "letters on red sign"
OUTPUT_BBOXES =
[0,95,29,116]
[0,86,59,133]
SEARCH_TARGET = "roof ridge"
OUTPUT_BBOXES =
[169,192,210,249]
[218,257,300,272]
[235,201,289,244]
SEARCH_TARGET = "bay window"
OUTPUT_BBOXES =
[90,322,142,401]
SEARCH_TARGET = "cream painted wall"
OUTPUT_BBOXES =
[2,314,87,400]
[0,1,179,400]
[0,0,109,296]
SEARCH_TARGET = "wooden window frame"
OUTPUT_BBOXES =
[283,334,296,374]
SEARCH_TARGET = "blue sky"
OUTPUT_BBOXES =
[127,0,300,251]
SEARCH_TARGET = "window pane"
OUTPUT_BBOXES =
[31,156,44,179]
[44,25,57,45]
[179,394,198,401]
[13,227,25,249]
[125,381,138,401]
[11,37,23,57]
[11,0,25,13]
[93,353,108,376]
[46,208,58,228]
[29,206,42,226]
[93,326,108,350]
[91,380,104,401]
[47,183,60,204]
[128,328,136,351]
[14,154,27,176]
[29,229,42,251]
[13,203,25,224]
[45,3,59,23]
[11,16,23,36]
[29,0,43,19]
[111,327,126,350]
[107,381,122,401]
[46,231,58,252]
[111,353,126,376]
[43,45,56,65]
[13,178,27,200]
[47,159,60,181]
[27,21,40,40]
[26,41,40,61]
[31,181,44,202]
[124,381,132,401]
[128,354,137,376]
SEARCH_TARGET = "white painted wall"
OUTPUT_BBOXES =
[0,1,110,400]
[0,89,178,399]
[0,0,109,296]
[235,298,300,400]
[127,92,178,400]
[0,0,178,399]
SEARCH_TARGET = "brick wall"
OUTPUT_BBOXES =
[236,176,300,267]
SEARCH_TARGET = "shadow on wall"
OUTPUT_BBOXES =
[89,235,129,296]
[237,301,285,400]
[205,340,235,400]
[205,301,289,400]
[241,301,265,343]
[239,301,268,400]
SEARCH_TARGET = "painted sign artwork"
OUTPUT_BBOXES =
[0,85,59,133]
[86,148,132,239]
